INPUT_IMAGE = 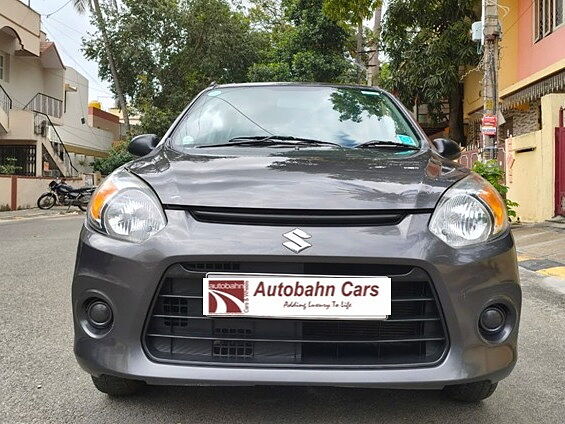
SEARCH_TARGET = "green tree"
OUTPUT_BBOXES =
[83,0,265,136]
[322,0,382,84]
[249,0,357,83]
[381,0,479,144]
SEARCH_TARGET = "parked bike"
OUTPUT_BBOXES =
[37,179,96,212]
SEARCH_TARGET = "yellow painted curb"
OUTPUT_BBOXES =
[537,266,565,278]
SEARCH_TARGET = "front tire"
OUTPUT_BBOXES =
[444,381,498,402]
[37,193,56,210]
[91,375,145,397]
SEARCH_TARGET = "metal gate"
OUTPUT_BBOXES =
[556,107,565,216]
[0,145,36,176]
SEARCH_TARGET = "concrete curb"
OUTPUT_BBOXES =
[0,208,83,222]
[517,254,565,279]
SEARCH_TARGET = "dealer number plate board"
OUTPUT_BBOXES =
[203,274,391,320]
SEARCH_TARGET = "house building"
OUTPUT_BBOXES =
[0,0,115,177]
[462,0,565,221]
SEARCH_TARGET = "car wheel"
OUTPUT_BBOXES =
[443,381,498,402]
[91,375,145,397]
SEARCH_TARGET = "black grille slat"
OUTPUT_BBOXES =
[151,314,441,322]
[147,333,445,344]
[172,206,425,227]
[144,263,448,368]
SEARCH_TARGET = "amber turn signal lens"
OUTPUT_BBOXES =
[89,182,118,221]
[478,185,506,229]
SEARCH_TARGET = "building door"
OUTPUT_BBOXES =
[556,108,565,216]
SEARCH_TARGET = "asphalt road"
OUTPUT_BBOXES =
[1,215,564,424]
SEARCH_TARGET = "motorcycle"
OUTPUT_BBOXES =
[37,179,96,212]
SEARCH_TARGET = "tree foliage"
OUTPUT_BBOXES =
[83,0,265,136]
[322,0,380,25]
[92,141,134,175]
[381,0,479,142]
[83,0,358,136]
[247,0,357,83]
[322,0,382,84]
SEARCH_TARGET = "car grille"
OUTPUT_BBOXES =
[173,206,431,227]
[143,262,448,368]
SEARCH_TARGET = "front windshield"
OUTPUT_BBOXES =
[169,86,422,149]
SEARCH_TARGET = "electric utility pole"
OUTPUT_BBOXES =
[482,0,501,160]
[367,6,382,86]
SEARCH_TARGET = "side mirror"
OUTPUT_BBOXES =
[128,134,160,156]
[432,138,461,161]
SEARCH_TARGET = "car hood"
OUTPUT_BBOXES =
[128,146,469,210]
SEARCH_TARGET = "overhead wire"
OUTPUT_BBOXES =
[44,0,74,18]
[47,16,86,37]
[41,21,113,95]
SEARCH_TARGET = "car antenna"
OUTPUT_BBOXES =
[209,81,217,88]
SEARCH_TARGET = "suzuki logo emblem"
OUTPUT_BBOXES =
[282,228,312,253]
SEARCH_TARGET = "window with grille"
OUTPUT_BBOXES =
[535,0,565,42]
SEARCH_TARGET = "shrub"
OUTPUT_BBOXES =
[0,157,21,175]
[472,160,519,219]
[92,141,134,176]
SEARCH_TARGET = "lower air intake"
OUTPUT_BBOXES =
[143,262,448,368]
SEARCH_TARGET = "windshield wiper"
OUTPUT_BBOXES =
[355,140,420,150]
[197,135,343,148]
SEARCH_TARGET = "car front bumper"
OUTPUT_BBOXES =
[72,210,521,389]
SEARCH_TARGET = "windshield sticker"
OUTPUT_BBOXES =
[207,90,222,97]
[181,135,195,145]
[361,90,380,96]
[396,134,418,146]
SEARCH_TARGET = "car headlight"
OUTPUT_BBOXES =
[87,168,166,243]
[429,173,508,248]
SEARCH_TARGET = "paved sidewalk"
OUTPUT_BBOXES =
[512,222,565,279]
[0,206,83,221]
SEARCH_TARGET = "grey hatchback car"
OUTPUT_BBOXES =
[73,83,521,402]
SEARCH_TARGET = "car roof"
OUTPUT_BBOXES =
[210,82,385,92]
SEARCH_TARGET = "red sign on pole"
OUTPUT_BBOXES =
[481,114,497,136]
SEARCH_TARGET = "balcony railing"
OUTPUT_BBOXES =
[24,93,63,119]
[0,84,12,115]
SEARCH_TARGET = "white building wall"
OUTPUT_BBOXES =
[42,67,65,105]
[0,0,42,57]
[63,67,89,124]
[57,67,113,159]
[68,152,97,174]
[0,31,45,110]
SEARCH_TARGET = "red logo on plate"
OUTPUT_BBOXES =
[208,280,246,313]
